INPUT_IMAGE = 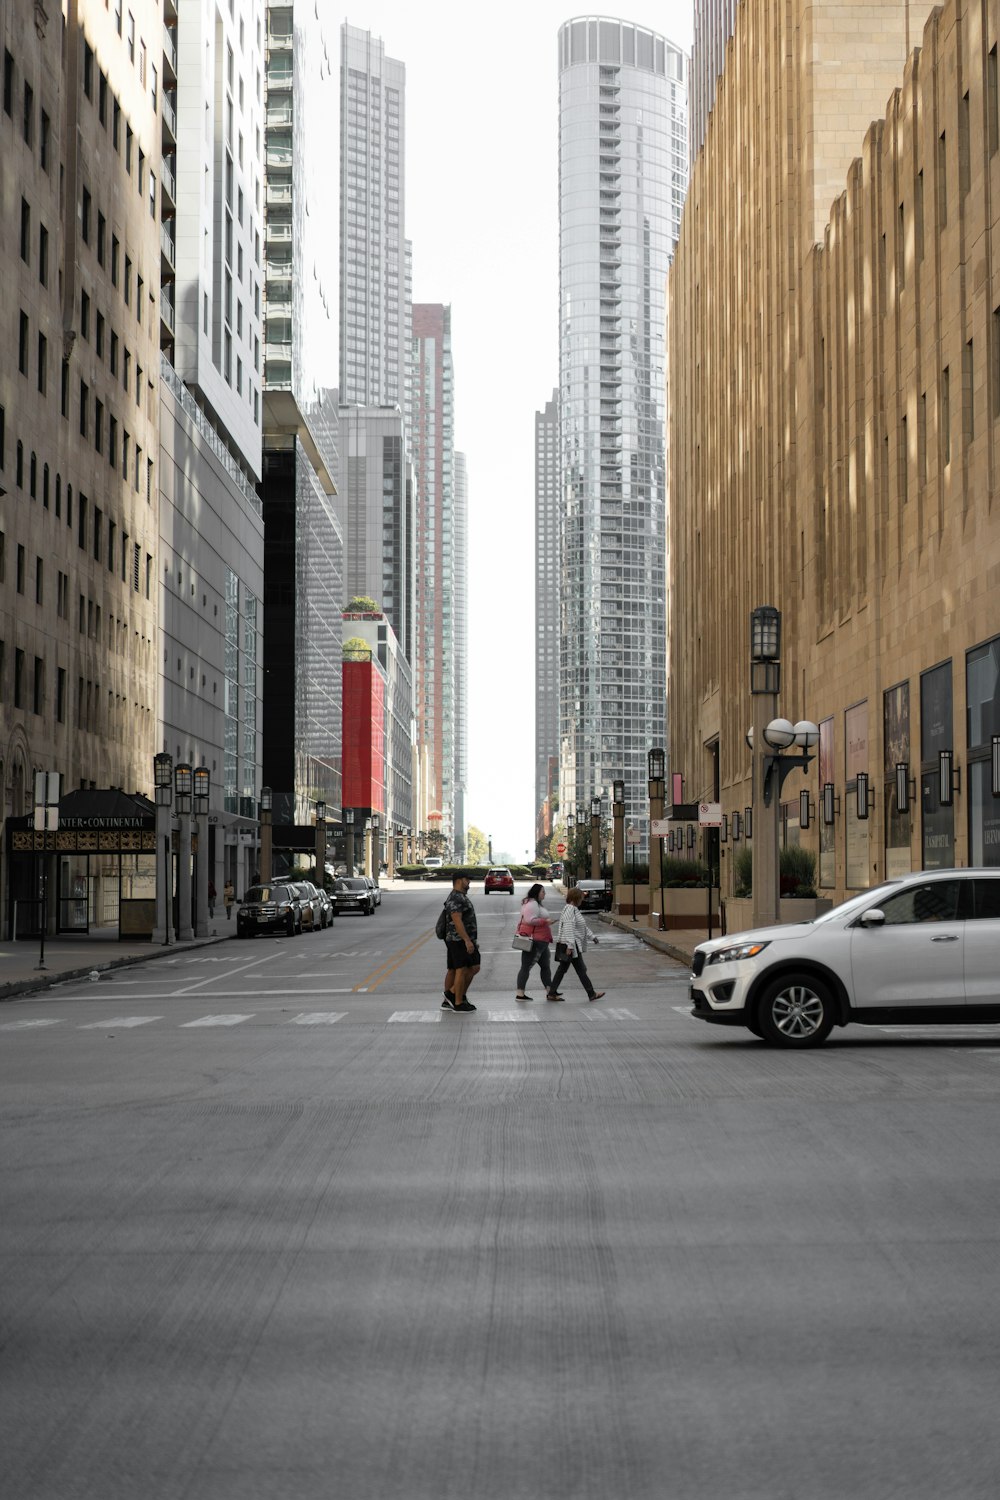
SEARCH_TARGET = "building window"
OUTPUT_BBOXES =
[40,109,49,170]
[23,80,32,145]
[16,544,25,593]
[14,648,25,709]
[56,667,66,724]
[79,380,89,438]
[3,49,13,117]
[33,656,44,715]
[37,332,47,394]
[81,187,91,244]
[20,197,29,261]
[39,223,48,285]
[35,556,43,604]
[18,310,29,375]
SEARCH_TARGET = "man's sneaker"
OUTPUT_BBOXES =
[441,996,456,1010]
[451,999,477,1012]
[443,989,456,1003]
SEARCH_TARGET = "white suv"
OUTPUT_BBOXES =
[691,868,1000,1047]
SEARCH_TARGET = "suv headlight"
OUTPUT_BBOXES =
[707,939,771,966]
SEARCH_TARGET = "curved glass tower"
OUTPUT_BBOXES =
[557,17,687,833]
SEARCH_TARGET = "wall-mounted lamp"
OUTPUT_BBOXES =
[856,772,875,820]
[668,830,675,852]
[744,807,753,841]
[799,790,814,829]
[687,825,696,850]
[732,811,742,842]
[939,749,960,807]
[895,762,916,815]
[822,783,840,825]
[721,813,729,843]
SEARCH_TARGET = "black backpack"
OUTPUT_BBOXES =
[435,906,448,940]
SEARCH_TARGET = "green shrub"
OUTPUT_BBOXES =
[733,846,753,896]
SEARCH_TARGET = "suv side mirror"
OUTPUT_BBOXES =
[858,908,886,928]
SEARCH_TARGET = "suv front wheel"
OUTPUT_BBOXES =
[755,973,835,1048]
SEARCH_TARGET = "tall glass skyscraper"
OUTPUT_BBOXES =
[557,16,687,837]
[339,23,407,408]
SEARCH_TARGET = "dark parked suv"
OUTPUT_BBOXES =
[236,883,302,937]
[332,877,376,916]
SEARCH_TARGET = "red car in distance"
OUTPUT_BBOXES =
[484,867,515,895]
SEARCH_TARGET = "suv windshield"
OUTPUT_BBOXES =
[243,886,287,903]
[336,879,368,891]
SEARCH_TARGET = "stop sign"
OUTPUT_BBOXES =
[556,843,566,854]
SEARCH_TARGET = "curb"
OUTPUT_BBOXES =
[0,931,235,1003]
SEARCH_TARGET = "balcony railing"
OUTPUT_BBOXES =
[162,23,177,77]
[161,90,176,139]
[160,355,261,515]
[160,219,176,267]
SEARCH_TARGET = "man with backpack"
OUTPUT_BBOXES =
[438,872,480,1013]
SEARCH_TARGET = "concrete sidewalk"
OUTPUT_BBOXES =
[596,912,713,968]
[0,926,238,1002]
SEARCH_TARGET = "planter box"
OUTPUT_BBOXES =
[614,883,649,917]
[658,886,720,930]
[723,896,834,935]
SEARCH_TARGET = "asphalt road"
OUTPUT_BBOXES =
[2,882,1000,1499]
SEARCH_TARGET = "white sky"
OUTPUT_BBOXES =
[338,2,694,861]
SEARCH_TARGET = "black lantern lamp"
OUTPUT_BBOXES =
[174,763,193,815]
[193,767,210,816]
[154,751,173,808]
[750,605,782,694]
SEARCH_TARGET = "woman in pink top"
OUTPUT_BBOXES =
[515,883,557,1001]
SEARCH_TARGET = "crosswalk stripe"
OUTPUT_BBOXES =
[180,1014,254,1028]
[292,1012,347,1025]
[488,1009,539,1022]
[388,1011,441,1023]
[586,1007,639,1020]
[78,1016,162,1029]
[0,1018,63,1030]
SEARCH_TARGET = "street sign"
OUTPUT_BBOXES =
[626,827,642,846]
[698,802,722,828]
[556,843,566,854]
[650,819,672,837]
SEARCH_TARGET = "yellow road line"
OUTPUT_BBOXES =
[353,928,436,992]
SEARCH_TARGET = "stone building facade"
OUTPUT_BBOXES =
[1,0,163,928]
[669,0,1000,900]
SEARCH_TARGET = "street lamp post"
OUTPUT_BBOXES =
[648,749,665,930]
[193,767,210,937]
[612,779,625,905]
[153,752,173,945]
[315,801,327,888]
[566,812,575,887]
[590,794,603,881]
[259,785,273,885]
[749,606,819,927]
[175,763,194,941]
[371,813,381,875]
[364,817,373,878]
[32,771,61,970]
[344,807,355,877]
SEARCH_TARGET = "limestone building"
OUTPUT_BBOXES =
[1,0,163,931]
[668,0,1000,900]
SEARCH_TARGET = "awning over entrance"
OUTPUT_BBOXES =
[7,788,155,853]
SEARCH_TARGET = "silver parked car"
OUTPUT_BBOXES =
[690,868,1000,1047]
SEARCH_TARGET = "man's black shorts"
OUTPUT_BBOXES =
[446,940,481,970]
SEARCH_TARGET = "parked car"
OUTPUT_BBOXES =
[484,867,515,895]
[313,885,334,926]
[332,877,376,916]
[548,862,564,880]
[236,883,303,938]
[573,879,613,912]
[364,875,381,908]
[690,868,1000,1048]
[422,856,444,869]
[290,880,332,929]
